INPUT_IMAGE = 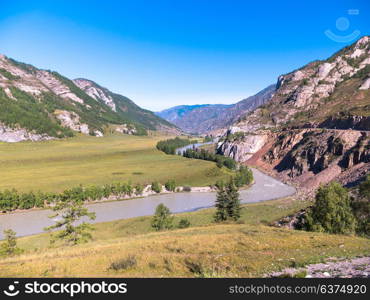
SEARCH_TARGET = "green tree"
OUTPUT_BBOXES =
[305,182,356,234]
[151,181,162,193]
[226,178,241,221]
[0,229,22,256]
[359,174,370,199]
[165,179,176,192]
[45,199,96,245]
[134,183,144,195]
[214,181,229,222]
[151,203,174,231]
[214,179,241,222]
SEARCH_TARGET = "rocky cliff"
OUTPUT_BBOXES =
[217,36,370,190]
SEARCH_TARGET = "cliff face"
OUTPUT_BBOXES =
[217,36,370,190]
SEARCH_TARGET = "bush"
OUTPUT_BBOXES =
[178,218,190,229]
[0,229,22,256]
[134,183,144,195]
[234,166,253,187]
[151,181,162,193]
[151,204,174,231]
[165,179,176,192]
[305,182,356,234]
[110,255,137,270]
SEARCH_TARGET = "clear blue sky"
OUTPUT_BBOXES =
[0,0,369,111]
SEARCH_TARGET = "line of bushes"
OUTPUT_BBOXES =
[0,178,190,212]
[0,183,137,212]
[156,137,197,155]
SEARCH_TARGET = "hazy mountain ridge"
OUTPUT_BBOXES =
[217,36,370,192]
[0,55,177,142]
[157,84,275,134]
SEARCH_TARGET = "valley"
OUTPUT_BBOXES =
[0,134,231,193]
[0,35,369,280]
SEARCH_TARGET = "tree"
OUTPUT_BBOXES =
[134,183,144,195]
[214,179,241,222]
[352,174,370,236]
[214,181,229,222]
[0,229,22,256]
[45,199,96,245]
[359,174,370,199]
[226,178,241,221]
[151,181,162,193]
[165,179,176,192]
[305,182,356,234]
[151,203,174,231]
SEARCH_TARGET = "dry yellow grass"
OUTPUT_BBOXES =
[0,223,369,277]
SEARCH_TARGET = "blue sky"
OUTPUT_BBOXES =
[0,0,369,111]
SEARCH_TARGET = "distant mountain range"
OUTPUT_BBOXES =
[156,84,275,134]
[0,55,178,142]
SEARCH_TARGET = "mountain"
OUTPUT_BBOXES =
[0,55,178,142]
[217,36,370,192]
[156,84,275,134]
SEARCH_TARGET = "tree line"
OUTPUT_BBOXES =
[182,148,237,170]
[156,137,198,155]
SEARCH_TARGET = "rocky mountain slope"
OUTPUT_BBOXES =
[156,84,275,134]
[217,36,370,191]
[0,55,177,142]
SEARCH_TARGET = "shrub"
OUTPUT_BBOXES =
[110,255,137,270]
[178,218,190,229]
[134,183,144,195]
[151,181,162,193]
[0,229,22,256]
[234,166,253,187]
[165,179,176,192]
[305,182,356,234]
[151,204,174,231]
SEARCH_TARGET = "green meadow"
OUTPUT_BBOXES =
[0,134,232,193]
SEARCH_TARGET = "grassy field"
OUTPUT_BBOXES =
[0,134,232,192]
[1,197,369,277]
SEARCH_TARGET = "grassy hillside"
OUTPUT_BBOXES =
[0,56,176,138]
[0,135,232,192]
[1,197,369,277]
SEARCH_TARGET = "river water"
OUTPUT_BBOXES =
[0,168,295,239]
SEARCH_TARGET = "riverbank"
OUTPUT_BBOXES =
[1,196,369,277]
[0,168,295,239]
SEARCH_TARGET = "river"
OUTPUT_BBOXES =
[0,168,295,239]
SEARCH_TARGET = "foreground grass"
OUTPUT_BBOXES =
[2,197,369,277]
[0,134,231,192]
